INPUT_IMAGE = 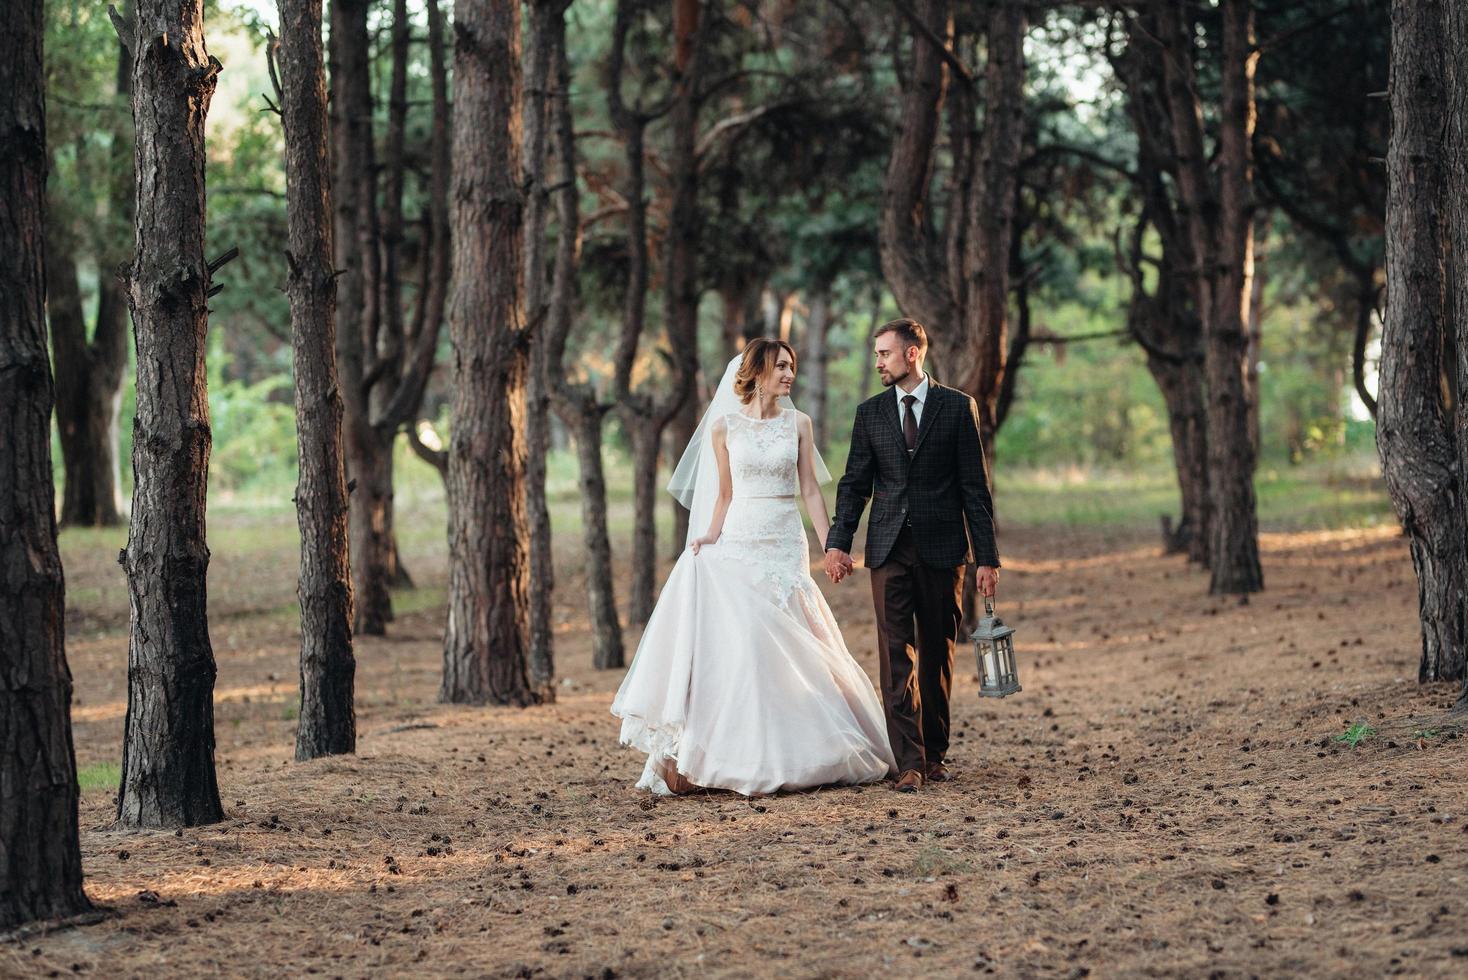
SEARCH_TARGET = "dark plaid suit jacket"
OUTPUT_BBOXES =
[825,380,1000,570]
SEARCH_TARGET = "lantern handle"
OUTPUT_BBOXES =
[982,592,995,617]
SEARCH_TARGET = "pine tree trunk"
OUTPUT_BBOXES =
[1444,0,1468,709]
[378,0,409,374]
[544,17,624,671]
[372,0,410,601]
[878,0,957,335]
[626,424,662,627]
[49,247,129,529]
[117,0,224,829]
[607,0,692,626]
[522,0,565,702]
[280,0,356,760]
[1246,233,1265,457]
[330,0,392,636]
[0,0,94,928]
[1200,0,1264,595]
[664,0,704,562]
[1153,0,1262,595]
[1380,0,1467,685]
[382,0,451,488]
[1117,9,1212,569]
[353,431,396,632]
[1147,350,1210,563]
[441,0,536,707]
[572,410,626,669]
[49,22,131,529]
[960,0,1025,420]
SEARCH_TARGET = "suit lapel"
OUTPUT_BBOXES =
[911,383,946,458]
[879,389,907,455]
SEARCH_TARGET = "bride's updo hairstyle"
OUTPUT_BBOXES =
[733,338,797,403]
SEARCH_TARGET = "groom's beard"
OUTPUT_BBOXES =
[880,367,909,388]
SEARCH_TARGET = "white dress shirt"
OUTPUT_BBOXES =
[895,373,930,429]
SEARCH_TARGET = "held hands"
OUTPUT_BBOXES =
[824,548,855,584]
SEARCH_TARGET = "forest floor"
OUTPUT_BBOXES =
[8,477,1468,979]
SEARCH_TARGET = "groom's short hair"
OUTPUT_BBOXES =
[875,317,928,357]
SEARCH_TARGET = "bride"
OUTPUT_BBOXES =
[611,338,895,796]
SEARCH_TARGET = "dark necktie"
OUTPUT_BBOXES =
[902,394,918,452]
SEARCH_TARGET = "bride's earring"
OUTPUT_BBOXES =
[756,382,764,397]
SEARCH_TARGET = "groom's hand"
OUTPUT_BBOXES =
[976,565,999,598]
[824,549,854,584]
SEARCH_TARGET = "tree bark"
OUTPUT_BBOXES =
[1380,0,1467,685]
[117,0,225,829]
[399,0,453,486]
[608,0,692,628]
[1246,231,1265,457]
[1114,10,1213,568]
[379,0,409,378]
[372,0,410,598]
[879,0,957,337]
[1443,0,1468,709]
[1152,0,1262,594]
[46,233,127,529]
[1202,0,1264,594]
[960,0,1025,452]
[441,0,536,707]
[542,18,624,671]
[572,411,625,669]
[664,0,705,561]
[881,1,1025,416]
[280,0,356,760]
[330,0,392,636]
[625,425,664,627]
[49,20,131,529]
[0,0,94,928]
[522,0,567,702]
[1134,294,1210,564]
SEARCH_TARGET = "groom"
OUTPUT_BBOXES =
[824,318,1000,793]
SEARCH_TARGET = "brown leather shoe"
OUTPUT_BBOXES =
[894,769,924,793]
[925,762,952,783]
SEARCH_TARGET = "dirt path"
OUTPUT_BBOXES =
[8,519,1466,979]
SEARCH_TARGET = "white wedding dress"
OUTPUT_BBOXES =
[611,407,896,796]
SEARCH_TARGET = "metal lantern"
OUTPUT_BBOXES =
[971,594,1021,697]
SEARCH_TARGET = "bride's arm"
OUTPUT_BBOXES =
[690,418,734,554]
[795,412,831,547]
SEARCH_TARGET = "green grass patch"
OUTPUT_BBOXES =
[77,762,119,794]
[1335,722,1377,748]
[392,586,448,618]
[995,456,1391,531]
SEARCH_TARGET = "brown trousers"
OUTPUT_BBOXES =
[869,525,964,776]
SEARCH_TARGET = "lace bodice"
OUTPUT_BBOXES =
[712,408,822,619]
[725,409,799,498]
